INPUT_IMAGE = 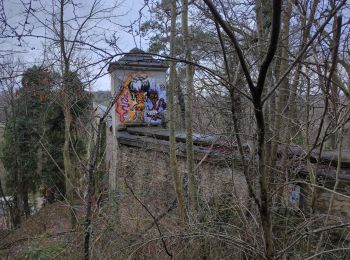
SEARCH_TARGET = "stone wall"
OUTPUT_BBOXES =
[115,145,249,207]
[0,125,6,193]
[105,127,350,234]
[299,179,350,221]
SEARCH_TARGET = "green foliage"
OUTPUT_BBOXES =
[140,1,173,55]
[1,68,47,194]
[68,71,90,119]
[41,101,65,196]
[24,238,67,260]
[40,70,91,197]
[66,71,91,159]
[140,1,217,63]
[292,132,304,145]
[21,66,57,91]
[1,66,66,200]
[1,65,92,216]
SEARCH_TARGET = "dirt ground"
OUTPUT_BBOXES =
[0,201,85,259]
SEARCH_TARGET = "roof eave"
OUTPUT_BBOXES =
[108,62,169,73]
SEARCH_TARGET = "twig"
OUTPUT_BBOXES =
[194,142,214,172]
[0,230,75,250]
[124,178,173,259]
[133,198,177,242]
[304,247,350,260]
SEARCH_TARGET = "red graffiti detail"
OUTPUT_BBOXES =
[116,92,130,123]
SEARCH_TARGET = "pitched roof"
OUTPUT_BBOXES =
[108,48,168,72]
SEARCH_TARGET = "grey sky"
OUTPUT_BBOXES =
[3,0,150,91]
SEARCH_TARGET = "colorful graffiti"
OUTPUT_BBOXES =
[115,72,167,124]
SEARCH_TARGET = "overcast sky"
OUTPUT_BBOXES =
[3,0,150,91]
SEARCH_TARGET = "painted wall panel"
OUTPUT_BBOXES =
[112,70,167,127]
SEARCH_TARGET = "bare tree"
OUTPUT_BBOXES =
[182,0,197,217]
[169,0,186,223]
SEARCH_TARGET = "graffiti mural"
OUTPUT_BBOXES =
[115,72,167,124]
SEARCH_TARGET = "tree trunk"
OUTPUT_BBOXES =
[169,0,187,223]
[175,69,186,129]
[63,102,76,227]
[60,0,76,229]
[255,102,273,259]
[22,182,30,217]
[182,0,197,216]
[270,0,293,205]
[83,120,101,260]
[13,195,21,227]
[289,0,320,136]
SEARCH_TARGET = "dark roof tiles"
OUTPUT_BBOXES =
[108,48,168,72]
